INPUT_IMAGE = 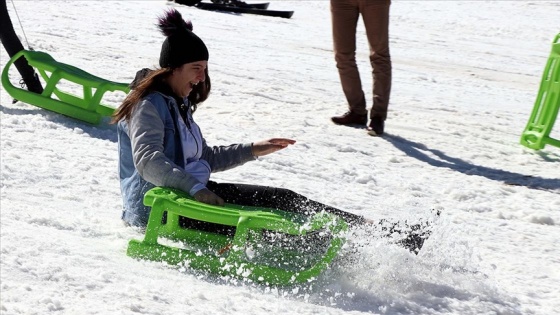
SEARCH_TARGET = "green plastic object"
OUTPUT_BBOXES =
[520,33,560,150]
[1,50,130,124]
[127,187,348,285]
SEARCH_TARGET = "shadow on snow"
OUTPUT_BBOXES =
[384,134,560,193]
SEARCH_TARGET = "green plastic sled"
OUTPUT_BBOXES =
[127,187,348,285]
[520,33,560,150]
[1,50,130,124]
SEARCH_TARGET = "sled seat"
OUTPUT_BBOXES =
[1,50,130,124]
[521,33,560,150]
[127,187,348,285]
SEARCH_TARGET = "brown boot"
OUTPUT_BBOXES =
[367,116,385,136]
[331,111,367,126]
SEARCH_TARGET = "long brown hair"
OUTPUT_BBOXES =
[111,67,211,123]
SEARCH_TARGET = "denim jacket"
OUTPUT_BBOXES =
[117,91,256,227]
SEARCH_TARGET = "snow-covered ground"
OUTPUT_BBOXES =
[1,1,559,314]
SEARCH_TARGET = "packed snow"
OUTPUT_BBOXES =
[1,1,559,314]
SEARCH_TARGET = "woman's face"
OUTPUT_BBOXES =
[169,60,208,98]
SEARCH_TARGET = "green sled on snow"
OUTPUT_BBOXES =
[127,187,348,286]
[1,49,130,124]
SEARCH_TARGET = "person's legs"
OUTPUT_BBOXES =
[331,0,367,117]
[208,181,366,225]
[0,0,43,94]
[360,0,391,121]
[178,182,431,254]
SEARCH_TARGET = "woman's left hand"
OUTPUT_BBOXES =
[252,138,296,157]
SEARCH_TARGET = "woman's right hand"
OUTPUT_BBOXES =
[251,138,296,157]
[193,188,225,206]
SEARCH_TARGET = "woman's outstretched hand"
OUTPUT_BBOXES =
[252,138,296,157]
[193,188,224,206]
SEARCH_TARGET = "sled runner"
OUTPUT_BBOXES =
[1,50,130,124]
[127,187,348,285]
[521,33,560,150]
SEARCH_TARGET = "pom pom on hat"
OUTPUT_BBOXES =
[158,9,209,68]
[158,9,193,36]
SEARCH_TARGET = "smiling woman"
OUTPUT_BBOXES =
[111,9,369,231]
[167,60,207,98]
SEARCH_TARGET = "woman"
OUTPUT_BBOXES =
[112,9,366,230]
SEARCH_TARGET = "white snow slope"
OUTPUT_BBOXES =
[1,1,559,315]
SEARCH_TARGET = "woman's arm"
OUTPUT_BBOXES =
[129,100,206,196]
[201,138,296,172]
[200,140,256,172]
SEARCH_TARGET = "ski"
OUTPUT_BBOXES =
[238,2,269,10]
[195,2,294,19]
[224,1,270,10]
[174,0,269,9]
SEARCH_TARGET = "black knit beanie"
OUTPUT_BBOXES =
[158,9,209,68]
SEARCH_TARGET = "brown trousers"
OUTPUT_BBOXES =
[331,0,391,120]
